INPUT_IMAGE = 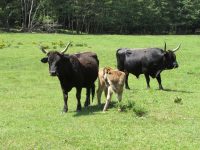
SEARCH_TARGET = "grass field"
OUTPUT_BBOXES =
[0,33,200,149]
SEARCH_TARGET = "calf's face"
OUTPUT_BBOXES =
[103,67,112,81]
[41,52,62,76]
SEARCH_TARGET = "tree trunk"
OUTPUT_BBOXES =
[76,18,80,34]
[28,0,34,31]
[68,15,71,29]
[5,18,10,31]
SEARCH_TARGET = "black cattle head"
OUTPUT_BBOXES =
[40,42,71,76]
[163,42,181,69]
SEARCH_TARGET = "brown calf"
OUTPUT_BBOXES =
[97,67,126,111]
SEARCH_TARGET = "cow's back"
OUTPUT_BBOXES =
[74,52,99,86]
[123,49,144,76]
[117,48,164,76]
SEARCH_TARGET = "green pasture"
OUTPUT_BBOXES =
[0,33,200,149]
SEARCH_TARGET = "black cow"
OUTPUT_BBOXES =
[40,43,99,112]
[116,43,181,90]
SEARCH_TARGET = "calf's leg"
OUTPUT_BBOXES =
[117,91,123,111]
[117,92,122,102]
[103,87,113,111]
[104,88,108,98]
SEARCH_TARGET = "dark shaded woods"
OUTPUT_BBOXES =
[1,0,200,34]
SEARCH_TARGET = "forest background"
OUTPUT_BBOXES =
[1,0,200,34]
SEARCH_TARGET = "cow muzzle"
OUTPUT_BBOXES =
[50,71,57,76]
[173,63,179,68]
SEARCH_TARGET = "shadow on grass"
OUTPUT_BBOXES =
[133,106,148,117]
[126,87,193,94]
[161,88,193,93]
[73,100,148,118]
[73,101,117,117]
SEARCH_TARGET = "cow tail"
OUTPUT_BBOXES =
[116,48,125,71]
[91,84,95,102]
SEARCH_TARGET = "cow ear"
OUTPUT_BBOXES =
[41,57,48,63]
[107,68,112,74]
[108,71,112,75]
[104,67,110,74]
[103,68,107,75]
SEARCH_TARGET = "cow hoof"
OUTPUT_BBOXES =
[125,87,130,90]
[63,108,68,113]
[159,87,164,90]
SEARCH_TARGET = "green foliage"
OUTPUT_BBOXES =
[51,41,57,46]
[40,44,49,49]
[75,43,87,47]
[0,41,6,49]
[133,105,148,117]
[1,0,200,34]
[117,100,147,117]
[59,41,65,48]
[174,97,183,104]
[52,45,57,49]
[117,100,136,112]
[17,42,23,45]
[0,40,12,49]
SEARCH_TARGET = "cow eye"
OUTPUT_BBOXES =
[49,57,54,62]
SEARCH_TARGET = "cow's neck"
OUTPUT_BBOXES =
[162,56,169,70]
[56,56,74,89]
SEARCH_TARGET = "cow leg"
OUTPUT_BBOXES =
[156,74,163,90]
[104,88,108,98]
[103,87,113,111]
[97,86,103,105]
[144,74,150,89]
[117,92,123,111]
[84,87,90,107]
[117,92,122,102]
[125,72,130,89]
[76,87,82,111]
[62,90,68,112]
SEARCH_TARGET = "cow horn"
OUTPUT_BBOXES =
[172,44,181,52]
[164,42,167,51]
[61,42,71,54]
[40,46,48,54]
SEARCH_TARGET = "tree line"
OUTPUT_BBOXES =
[1,0,200,34]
